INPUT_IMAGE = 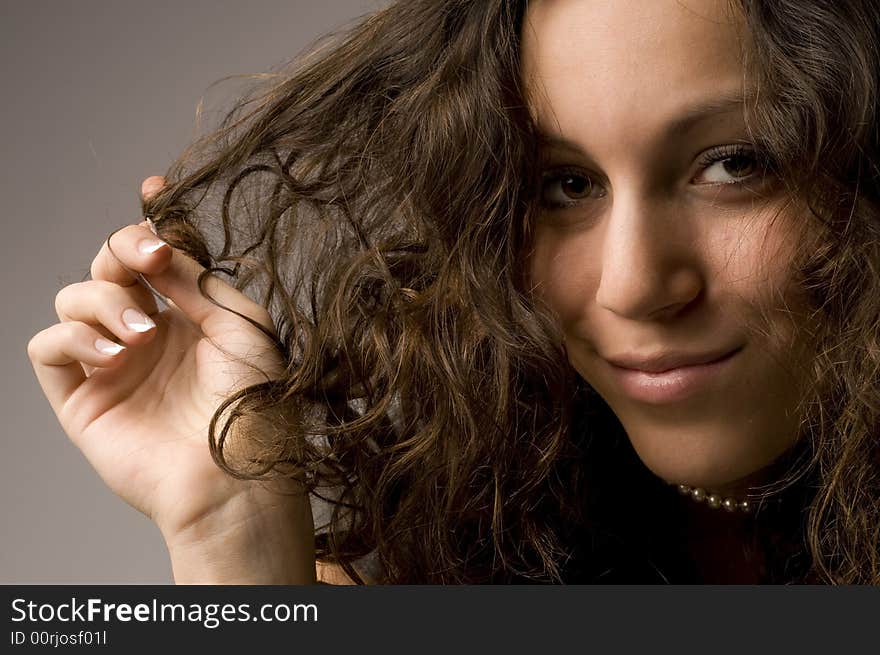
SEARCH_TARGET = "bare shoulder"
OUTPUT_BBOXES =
[315,561,375,585]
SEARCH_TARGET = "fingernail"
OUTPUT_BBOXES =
[138,238,168,254]
[95,338,126,355]
[122,308,156,333]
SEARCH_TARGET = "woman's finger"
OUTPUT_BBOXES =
[84,176,167,287]
[92,223,274,341]
[141,250,276,341]
[90,223,173,287]
[141,176,166,200]
[27,322,128,417]
[55,280,160,343]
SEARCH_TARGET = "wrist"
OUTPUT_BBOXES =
[166,533,316,585]
[161,484,317,585]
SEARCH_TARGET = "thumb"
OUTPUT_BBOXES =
[136,175,277,341]
[141,176,166,200]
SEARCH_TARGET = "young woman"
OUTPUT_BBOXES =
[28,0,880,584]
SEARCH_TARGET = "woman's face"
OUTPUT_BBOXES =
[521,0,815,492]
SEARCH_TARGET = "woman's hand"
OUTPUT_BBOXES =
[28,177,316,583]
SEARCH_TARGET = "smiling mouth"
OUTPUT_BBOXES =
[604,347,743,404]
[606,347,742,374]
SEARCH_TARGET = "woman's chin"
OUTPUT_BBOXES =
[626,434,793,496]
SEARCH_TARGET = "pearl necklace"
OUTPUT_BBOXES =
[675,484,752,513]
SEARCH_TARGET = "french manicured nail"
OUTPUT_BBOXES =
[122,308,156,333]
[138,238,168,254]
[95,338,126,355]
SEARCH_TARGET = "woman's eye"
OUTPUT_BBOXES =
[540,170,605,208]
[693,148,764,186]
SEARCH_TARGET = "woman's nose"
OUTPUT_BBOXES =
[595,194,704,321]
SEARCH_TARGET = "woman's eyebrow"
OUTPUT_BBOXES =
[666,91,752,136]
[537,131,585,155]
[537,91,754,153]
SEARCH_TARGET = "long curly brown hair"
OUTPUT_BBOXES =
[139,0,880,583]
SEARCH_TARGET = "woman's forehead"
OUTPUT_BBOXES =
[520,0,750,144]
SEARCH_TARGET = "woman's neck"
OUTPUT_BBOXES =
[670,458,809,583]
[677,497,766,584]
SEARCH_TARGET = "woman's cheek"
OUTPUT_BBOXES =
[527,227,602,325]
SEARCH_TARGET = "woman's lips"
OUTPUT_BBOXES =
[604,347,742,404]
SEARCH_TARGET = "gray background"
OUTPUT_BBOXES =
[2,0,383,583]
